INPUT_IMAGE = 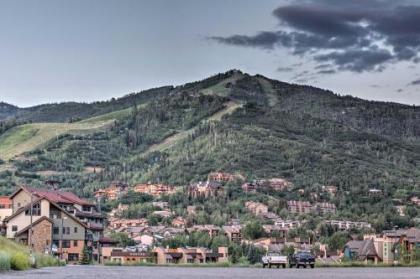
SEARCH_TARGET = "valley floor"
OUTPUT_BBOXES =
[2,265,419,279]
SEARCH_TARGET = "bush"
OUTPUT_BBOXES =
[0,251,11,271]
[34,253,62,268]
[11,252,30,270]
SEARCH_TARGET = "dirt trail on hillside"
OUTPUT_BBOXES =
[140,101,241,157]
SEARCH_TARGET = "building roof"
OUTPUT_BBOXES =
[14,216,54,237]
[345,239,378,259]
[10,186,93,206]
[0,196,11,206]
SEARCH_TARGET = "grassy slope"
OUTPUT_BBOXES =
[0,108,133,161]
[138,101,242,157]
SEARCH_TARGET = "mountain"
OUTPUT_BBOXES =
[0,70,419,230]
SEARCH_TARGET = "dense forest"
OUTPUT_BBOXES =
[0,70,419,231]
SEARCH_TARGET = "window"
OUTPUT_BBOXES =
[73,240,78,247]
[53,227,59,234]
[68,253,79,261]
[12,225,18,232]
[25,203,41,216]
[74,227,78,233]
[62,240,71,248]
[64,227,70,235]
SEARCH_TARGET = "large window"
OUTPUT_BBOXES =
[53,227,59,235]
[68,253,79,261]
[12,225,18,232]
[25,203,41,216]
[64,227,70,235]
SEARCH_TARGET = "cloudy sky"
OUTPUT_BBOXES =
[1,0,420,106]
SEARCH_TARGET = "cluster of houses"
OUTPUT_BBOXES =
[94,182,177,201]
[343,228,420,264]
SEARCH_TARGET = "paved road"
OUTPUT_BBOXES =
[2,265,420,279]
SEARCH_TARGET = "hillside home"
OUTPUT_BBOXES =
[322,185,337,196]
[241,182,257,193]
[188,181,223,199]
[223,225,242,243]
[171,216,187,228]
[133,183,177,197]
[287,200,312,214]
[208,172,245,183]
[256,178,293,191]
[274,219,302,229]
[325,220,372,231]
[94,182,128,201]
[410,196,420,206]
[187,225,221,237]
[315,202,337,215]
[245,201,268,216]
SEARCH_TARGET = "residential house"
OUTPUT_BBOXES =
[187,225,221,237]
[153,210,172,218]
[343,239,380,263]
[394,206,406,216]
[108,218,148,230]
[325,220,372,231]
[322,185,337,196]
[133,183,177,197]
[257,178,293,191]
[223,225,242,243]
[245,201,268,216]
[274,219,302,229]
[5,186,105,262]
[152,201,169,209]
[94,182,128,201]
[98,236,119,263]
[188,181,223,199]
[287,201,312,214]
[208,172,245,183]
[315,202,337,215]
[187,206,196,215]
[365,228,420,264]
[171,216,186,228]
[241,183,257,193]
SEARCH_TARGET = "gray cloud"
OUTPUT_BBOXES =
[277,66,294,72]
[408,78,420,86]
[211,0,420,73]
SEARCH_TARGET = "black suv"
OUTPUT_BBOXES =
[288,251,315,268]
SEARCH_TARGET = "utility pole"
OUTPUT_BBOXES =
[29,192,35,266]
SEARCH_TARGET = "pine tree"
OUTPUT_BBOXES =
[79,244,92,265]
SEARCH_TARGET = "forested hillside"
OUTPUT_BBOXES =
[0,70,419,230]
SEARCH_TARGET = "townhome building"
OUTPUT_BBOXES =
[4,186,105,262]
[188,181,223,199]
[94,182,129,201]
[287,200,312,214]
[223,225,243,243]
[315,202,337,215]
[274,219,302,229]
[325,220,372,230]
[187,225,221,237]
[245,201,268,216]
[208,172,245,183]
[133,183,177,197]
[153,247,228,265]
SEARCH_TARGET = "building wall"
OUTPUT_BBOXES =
[6,199,50,238]
[0,208,12,222]
[28,219,53,253]
[12,190,32,212]
[52,215,86,241]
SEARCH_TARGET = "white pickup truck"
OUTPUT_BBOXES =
[262,252,287,268]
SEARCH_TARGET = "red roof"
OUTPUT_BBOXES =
[14,186,92,206]
[0,196,12,207]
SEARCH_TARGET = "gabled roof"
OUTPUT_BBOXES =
[10,186,93,206]
[4,196,90,230]
[345,239,378,259]
[15,216,54,237]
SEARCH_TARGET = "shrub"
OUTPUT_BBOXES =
[34,253,62,268]
[11,252,30,270]
[0,251,11,271]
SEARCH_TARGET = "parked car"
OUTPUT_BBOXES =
[288,251,315,268]
[262,252,287,268]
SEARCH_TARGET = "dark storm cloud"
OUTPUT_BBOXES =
[211,0,420,73]
[408,78,420,86]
